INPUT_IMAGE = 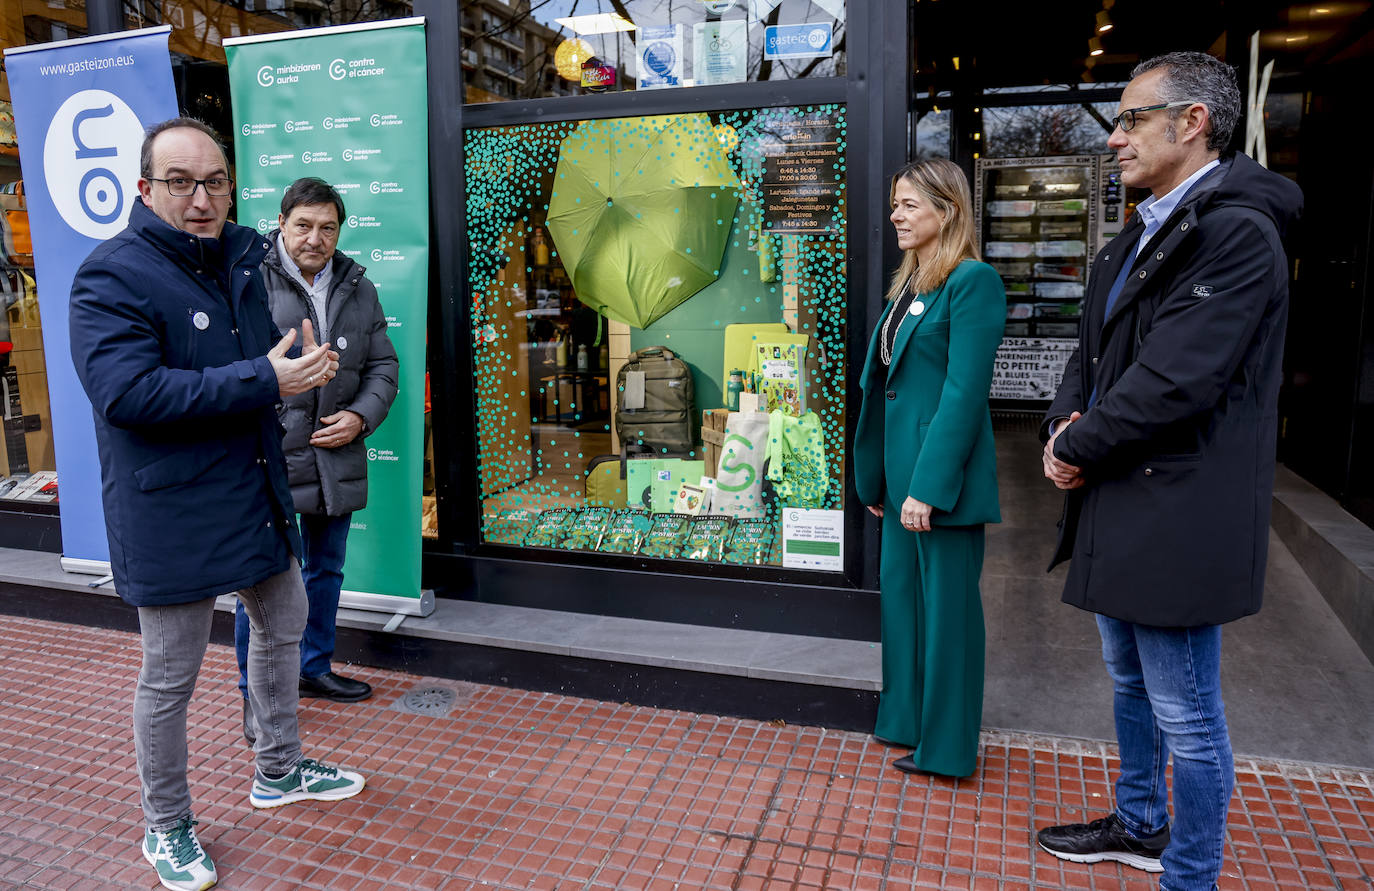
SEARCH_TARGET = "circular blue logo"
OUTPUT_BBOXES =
[643,41,676,78]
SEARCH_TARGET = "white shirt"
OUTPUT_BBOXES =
[279,246,335,343]
[1132,159,1220,258]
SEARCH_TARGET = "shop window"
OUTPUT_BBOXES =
[0,3,84,508]
[465,105,848,568]
[460,0,847,103]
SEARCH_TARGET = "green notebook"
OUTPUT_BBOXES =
[722,518,775,565]
[680,515,735,561]
[638,513,694,559]
[562,507,612,551]
[523,509,575,548]
[484,509,537,545]
[596,509,654,555]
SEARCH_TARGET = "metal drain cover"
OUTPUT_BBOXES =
[398,685,459,717]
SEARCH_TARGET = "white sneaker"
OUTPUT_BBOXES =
[142,818,217,891]
[249,757,366,809]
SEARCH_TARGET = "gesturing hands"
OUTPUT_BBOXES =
[268,319,340,398]
[1043,411,1086,490]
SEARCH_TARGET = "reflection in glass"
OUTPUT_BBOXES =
[461,0,847,103]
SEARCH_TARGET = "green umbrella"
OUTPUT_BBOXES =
[546,113,741,330]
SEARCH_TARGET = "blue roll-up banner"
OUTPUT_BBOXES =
[4,27,178,574]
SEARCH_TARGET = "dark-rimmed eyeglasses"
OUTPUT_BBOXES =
[146,176,235,197]
[1110,101,1195,132]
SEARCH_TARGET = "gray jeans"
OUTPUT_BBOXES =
[134,567,307,830]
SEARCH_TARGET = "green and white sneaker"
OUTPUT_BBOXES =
[142,818,217,891]
[249,757,365,809]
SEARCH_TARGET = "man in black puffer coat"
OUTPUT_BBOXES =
[235,178,397,719]
[1034,53,1303,891]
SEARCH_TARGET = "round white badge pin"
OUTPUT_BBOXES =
[192,311,210,330]
[336,336,348,350]
[909,300,926,316]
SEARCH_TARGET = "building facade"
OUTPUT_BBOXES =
[2,1,1370,652]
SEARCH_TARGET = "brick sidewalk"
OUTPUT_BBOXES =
[1,615,1370,890]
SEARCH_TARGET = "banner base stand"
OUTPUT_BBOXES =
[62,557,112,577]
[340,588,435,618]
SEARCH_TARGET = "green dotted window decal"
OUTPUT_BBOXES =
[465,105,847,569]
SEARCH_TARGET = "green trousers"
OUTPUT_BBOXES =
[875,512,986,777]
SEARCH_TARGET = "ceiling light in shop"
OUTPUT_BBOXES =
[554,13,636,35]
[1088,36,1104,56]
[554,38,596,81]
[1096,10,1114,32]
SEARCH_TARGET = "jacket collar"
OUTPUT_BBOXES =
[129,198,268,273]
[1099,156,1234,331]
[262,228,366,284]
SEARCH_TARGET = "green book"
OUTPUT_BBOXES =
[681,515,735,561]
[484,509,537,545]
[722,518,775,565]
[596,509,654,554]
[638,513,694,559]
[523,508,575,548]
[562,507,612,551]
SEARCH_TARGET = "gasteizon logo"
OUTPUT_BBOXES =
[41,90,142,239]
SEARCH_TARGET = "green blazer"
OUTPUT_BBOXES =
[853,259,1005,526]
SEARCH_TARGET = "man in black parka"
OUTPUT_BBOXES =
[234,177,398,724]
[1034,53,1303,891]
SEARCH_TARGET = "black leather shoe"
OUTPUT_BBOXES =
[242,698,255,746]
[299,671,372,702]
[1037,813,1168,873]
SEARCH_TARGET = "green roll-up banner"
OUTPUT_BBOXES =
[225,19,431,615]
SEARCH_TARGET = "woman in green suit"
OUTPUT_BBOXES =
[853,159,1005,777]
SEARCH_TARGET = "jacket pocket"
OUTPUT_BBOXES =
[133,444,229,491]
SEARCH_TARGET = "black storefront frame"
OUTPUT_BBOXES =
[416,0,907,640]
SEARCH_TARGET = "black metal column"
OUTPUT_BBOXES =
[85,0,122,35]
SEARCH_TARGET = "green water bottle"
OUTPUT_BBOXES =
[726,369,744,411]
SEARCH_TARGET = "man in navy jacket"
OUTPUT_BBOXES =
[70,118,368,891]
[1035,54,1302,891]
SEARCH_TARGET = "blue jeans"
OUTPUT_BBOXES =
[237,513,352,692]
[137,568,306,828]
[1097,615,1233,891]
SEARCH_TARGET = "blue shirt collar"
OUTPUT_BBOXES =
[1135,159,1220,243]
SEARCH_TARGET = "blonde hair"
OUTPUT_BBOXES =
[885,159,981,300]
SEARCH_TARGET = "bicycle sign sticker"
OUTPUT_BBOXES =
[693,20,747,86]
